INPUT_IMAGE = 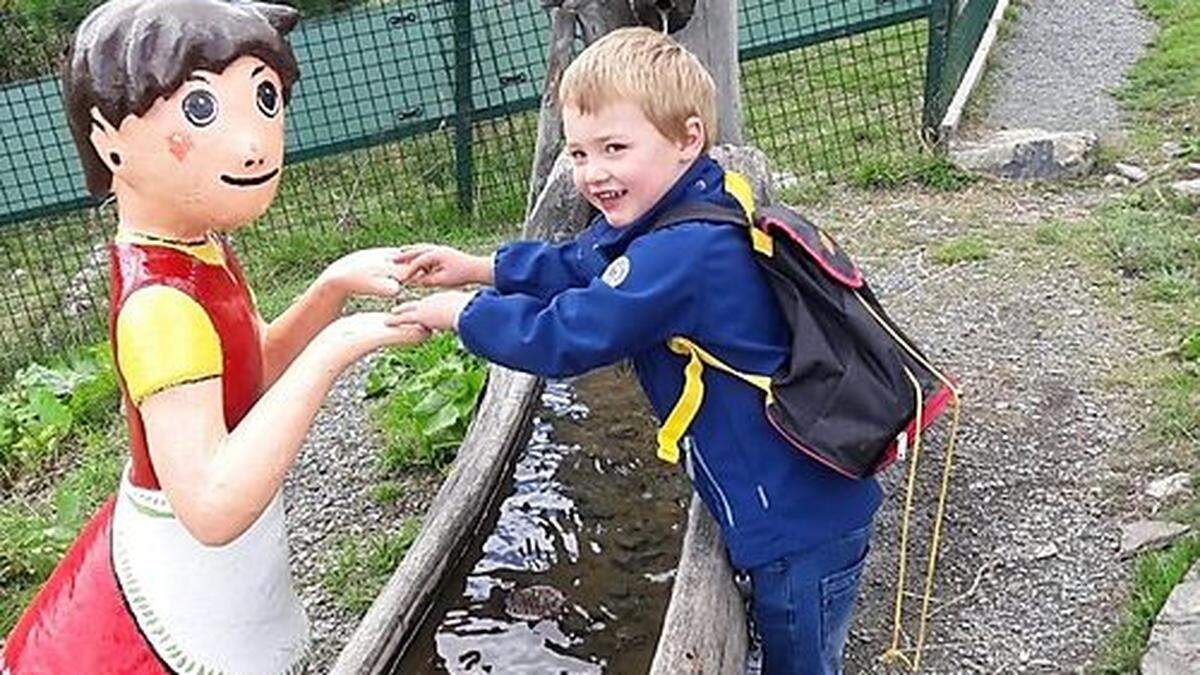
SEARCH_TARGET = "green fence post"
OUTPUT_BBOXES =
[922,0,953,141]
[453,0,474,214]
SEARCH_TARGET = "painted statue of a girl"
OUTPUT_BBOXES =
[1,0,427,671]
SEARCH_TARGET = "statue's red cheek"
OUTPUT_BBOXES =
[167,132,193,161]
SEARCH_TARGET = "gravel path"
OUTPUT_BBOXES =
[979,0,1155,135]
[283,357,441,672]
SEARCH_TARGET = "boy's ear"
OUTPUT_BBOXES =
[678,115,706,162]
[87,106,125,175]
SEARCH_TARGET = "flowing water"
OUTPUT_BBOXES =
[395,367,691,674]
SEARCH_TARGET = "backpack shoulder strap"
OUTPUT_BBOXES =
[656,336,773,464]
[651,202,748,231]
[651,201,775,257]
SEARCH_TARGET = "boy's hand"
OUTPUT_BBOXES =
[317,247,411,299]
[396,245,492,288]
[391,291,475,332]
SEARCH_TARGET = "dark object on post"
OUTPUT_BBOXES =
[631,0,695,33]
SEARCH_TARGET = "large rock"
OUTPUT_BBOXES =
[710,144,777,206]
[1142,562,1200,675]
[1118,521,1191,559]
[949,128,1097,180]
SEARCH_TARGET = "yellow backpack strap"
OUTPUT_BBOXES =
[656,336,774,463]
[723,170,773,257]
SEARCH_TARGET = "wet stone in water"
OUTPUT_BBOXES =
[505,584,568,621]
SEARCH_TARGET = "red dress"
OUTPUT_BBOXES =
[2,232,272,673]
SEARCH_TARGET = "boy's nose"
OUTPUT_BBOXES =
[585,164,611,183]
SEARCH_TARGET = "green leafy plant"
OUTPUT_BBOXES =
[0,344,118,483]
[367,334,486,471]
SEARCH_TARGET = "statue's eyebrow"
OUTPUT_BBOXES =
[252,65,266,78]
[186,73,210,83]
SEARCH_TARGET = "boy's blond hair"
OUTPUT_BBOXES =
[559,27,716,153]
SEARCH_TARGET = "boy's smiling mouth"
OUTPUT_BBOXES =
[593,188,628,209]
[220,168,280,187]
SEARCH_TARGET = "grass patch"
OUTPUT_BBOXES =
[931,236,991,265]
[849,154,979,191]
[0,423,123,635]
[322,518,421,615]
[1033,221,1070,246]
[1095,535,1200,674]
[366,333,487,472]
[742,19,930,178]
[1115,0,1200,160]
[370,480,404,505]
[1069,203,1199,447]
[1098,205,1199,281]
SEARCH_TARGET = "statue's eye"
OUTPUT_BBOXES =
[182,90,218,127]
[256,81,280,118]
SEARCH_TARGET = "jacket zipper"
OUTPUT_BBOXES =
[689,439,736,528]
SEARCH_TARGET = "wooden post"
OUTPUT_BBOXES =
[525,0,636,216]
[452,0,474,213]
[674,0,744,145]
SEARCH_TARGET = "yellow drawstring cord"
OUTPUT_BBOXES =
[881,368,924,671]
[854,291,963,672]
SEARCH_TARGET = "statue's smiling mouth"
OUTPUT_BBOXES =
[220,168,279,187]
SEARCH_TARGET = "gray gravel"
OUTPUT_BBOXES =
[282,356,441,672]
[980,0,1155,135]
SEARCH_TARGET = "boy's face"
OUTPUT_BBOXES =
[563,101,703,228]
[90,55,286,234]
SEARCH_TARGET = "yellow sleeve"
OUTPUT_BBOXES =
[116,285,223,405]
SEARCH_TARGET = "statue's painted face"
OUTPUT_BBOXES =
[90,55,286,234]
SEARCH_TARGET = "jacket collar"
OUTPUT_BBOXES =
[593,155,736,259]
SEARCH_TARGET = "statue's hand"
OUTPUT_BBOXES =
[317,247,411,299]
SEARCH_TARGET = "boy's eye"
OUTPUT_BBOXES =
[256,81,280,118]
[605,143,626,154]
[568,150,586,161]
[182,90,218,127]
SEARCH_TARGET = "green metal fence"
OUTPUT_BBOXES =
[0,0,997,379]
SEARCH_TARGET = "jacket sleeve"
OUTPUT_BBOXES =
[492,239,595,301]
[459,228,705,377]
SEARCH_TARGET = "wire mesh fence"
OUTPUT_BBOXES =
[0,0,995,379]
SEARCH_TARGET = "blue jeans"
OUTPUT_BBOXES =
[746,526,871,675]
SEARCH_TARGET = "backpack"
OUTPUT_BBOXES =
[650,172,961,480]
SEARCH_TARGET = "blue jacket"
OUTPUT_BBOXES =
[458,156,882,569]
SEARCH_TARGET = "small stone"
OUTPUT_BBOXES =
[1170,178,1200,200]
[1187,162,1200,174]
[1161,141,1187,159]
[1119,521,1191,559]
[1147,472,1192,500]
[1114,162,1148,182]
[1103,173,1131,188]
[1030,542,1059,560]
[505,584,567,621]
[772,170,800,190]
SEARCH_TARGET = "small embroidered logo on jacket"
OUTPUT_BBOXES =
[602,256,631,287]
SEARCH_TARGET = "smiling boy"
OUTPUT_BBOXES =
[395,27,881,674]
[2,1,426,672]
